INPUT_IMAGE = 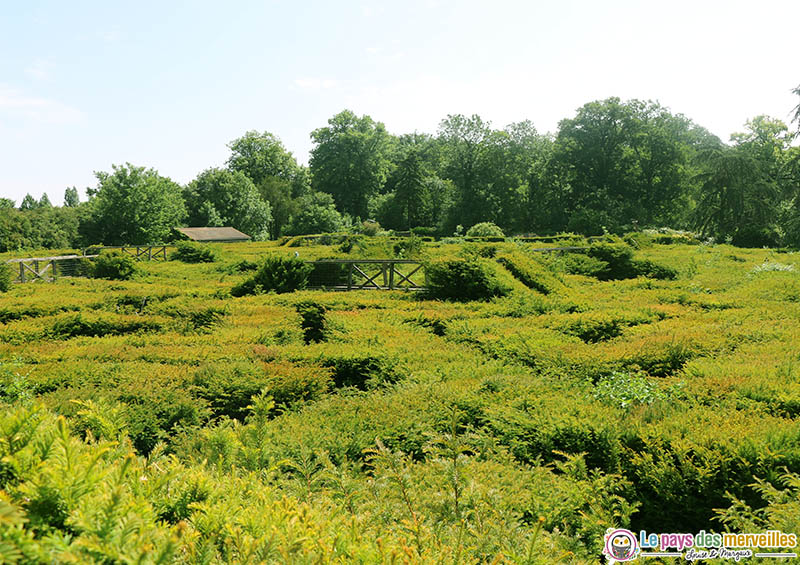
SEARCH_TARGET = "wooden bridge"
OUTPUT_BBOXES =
[307,259,425,291]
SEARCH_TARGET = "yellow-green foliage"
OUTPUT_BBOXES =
[1,238,800,561]
[496,249,566,295]
[0,262,11,292]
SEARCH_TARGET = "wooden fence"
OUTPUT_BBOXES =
[307,259,425,291]
[6,245,171,283]
[5,255,94,283]
[83,246,171,261]
[6,247,591,286]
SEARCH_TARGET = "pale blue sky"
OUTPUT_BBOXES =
[1,0,798,204]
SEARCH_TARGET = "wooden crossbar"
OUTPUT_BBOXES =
[82,245,171,261]
[392,263,422,288]
[306,259,426,291]
[351,264,383,289]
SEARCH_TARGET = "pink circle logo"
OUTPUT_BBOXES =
[603,528,639,562]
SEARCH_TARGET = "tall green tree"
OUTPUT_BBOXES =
[388,149,429,229]
[257,176,297,239]
[482,121,546,232]
[81,163,186,245]
[183,168,272,240]
[310,110,391,219]
[1,205,81,251]
[722,115,798,246]
[793,83,800,132]
[64,187,80,207]
[19,194,37,210]
[38,193,52,208]
[437,115,547,233]
[227,131,300,187]
[692,146,777,245]
[437,114,492,229]
[287,192,345,235]
[546,98,713,233]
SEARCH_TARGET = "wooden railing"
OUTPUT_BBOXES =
[306,259,425,291]
[83,245,171,261]
[5,255,94,283]
[6,245,171,283]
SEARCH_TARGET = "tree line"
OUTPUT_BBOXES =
[2,92,800,251]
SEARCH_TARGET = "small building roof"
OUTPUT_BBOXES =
[175,227,251,242]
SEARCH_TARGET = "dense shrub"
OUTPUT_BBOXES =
[406,314,448,336]
[193,361,331,419]
[548,313,624,343]
[559,243,678,281]
[317,352,400,390]
[308,260,348,287]
[392,235,424,258]
[626,230,700,247]
[170,241,217,263]
[425,257,512,301]
[634,259,678,280]
[359,220,381,236]
[262,363,332,408]
[476,244,498,258]
[337,235,363,254]
[732,225,781,248]
[91,250,137,280]
[225,259,258,273]
[45,314,161,339]
[625,339,700,377]
[5,233,800,561]
[496,252,564,295]
[560,253,610,278]
[410,226,439,237]
[192,362,270,421]
[181,306,226,332]
[116,390,205,455]
[466,222,505,238]
[296,301,327,344]
[0,262,12,292]
[584,243,638,280]
[231,255,312,296]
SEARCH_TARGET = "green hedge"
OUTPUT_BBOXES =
[231,255,312,296]
[92,250,137,280]
[425,257,512,302]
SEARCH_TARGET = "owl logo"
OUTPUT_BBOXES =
[603,528,639,562]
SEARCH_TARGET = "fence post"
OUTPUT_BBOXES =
[19,262,25,283]
[52,259,57,280]
[347,263,353,291]
[389,262,395,289]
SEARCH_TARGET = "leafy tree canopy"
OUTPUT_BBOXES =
[83,163,186,245]
[287,191,345,235]
[64,187,80,207]
[19,194,37,210]
[548,98,716,233]
[184,168,272,240]
[227,130,300,188]
[310,110,391,219]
